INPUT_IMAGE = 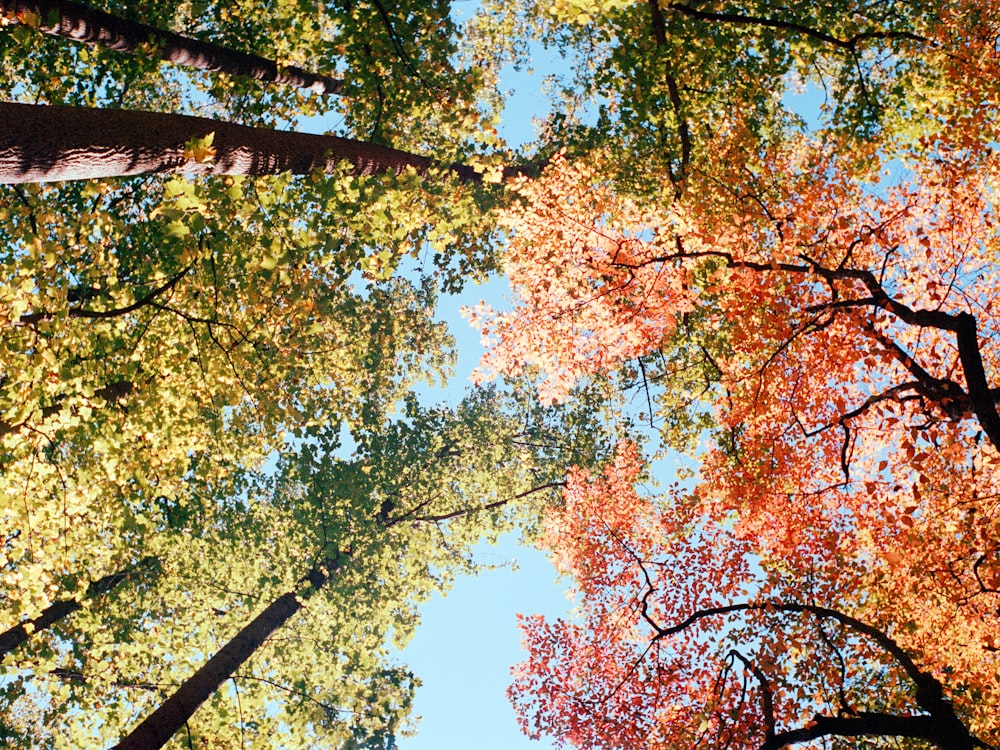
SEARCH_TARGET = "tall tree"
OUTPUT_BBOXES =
[4,388,611,748]
[1,0,345,94]
[0,0,509,693]
[0,157,466,668]
[0,101,489,183]
[466,0,1000,744]
[482,139,1000,746]
[1,0,498,147]
[465,0,944,194]
[112,557,341,750]
[0,1,528,747]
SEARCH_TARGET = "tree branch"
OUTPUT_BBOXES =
[0,556,159,659]
[650,601,979,750]
[405,481,566,524]
[730,651,776,743]
[646,0,691,191]
[665,3,927,51]
[19,267,190,326]
[761,712,975,750]
[633,245,1000,449]
[0,380,133,438]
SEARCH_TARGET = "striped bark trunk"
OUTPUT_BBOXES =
[0,101,479,183]
[1,0,344,94]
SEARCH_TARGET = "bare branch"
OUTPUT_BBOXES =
[406,481,566,524]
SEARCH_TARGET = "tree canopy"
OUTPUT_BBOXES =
[4,0,1000,748]
[471,0,1000,747]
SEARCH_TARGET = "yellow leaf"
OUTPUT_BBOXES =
[183,132,217,164]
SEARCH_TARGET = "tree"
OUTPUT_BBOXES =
[0,1,556,747]
[12,0,1000,746]
[0,4,519,736]
[112,557,341,750]
[464,0,1000,745]
[482,140,1000,745]
[466,0,945,195]
[0,202,453,629]
[0,101,490,183]
[1,0,497,147]
[509,445,994,750]
[3,387,611,748]
[1,0,345,94]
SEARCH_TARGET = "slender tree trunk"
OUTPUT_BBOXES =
[0,555,157,659]
[0,101,485,183]
[112,561,335,750]
[0,599,83,659]
[1,0,344,94]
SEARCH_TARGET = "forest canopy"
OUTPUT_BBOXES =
[2,0,1000,748]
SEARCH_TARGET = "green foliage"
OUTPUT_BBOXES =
[0,2,527,743]
[0,384,608,747]
[467,0,947,187]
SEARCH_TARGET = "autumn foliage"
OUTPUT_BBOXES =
[9,0,1000,746]
[487,28,1000,750]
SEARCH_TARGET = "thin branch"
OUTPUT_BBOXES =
[646,0,690,190]
[49,667,166,692]
[234,673,376,717]
[19,267,190,325]
[406,481,566,524]
[665,3,928,51]
[647,0,667,45]
[730,650,776,743]
[230,677,246,750]
[369,0,436,90]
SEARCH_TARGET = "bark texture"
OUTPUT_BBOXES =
[1,0,344,93]
[113,593,303,750]
[0,102,481,183]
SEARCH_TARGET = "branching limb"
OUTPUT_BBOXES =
[634,243,1000,448]
[648,601,980,750]
[664,3,928,51]
[19,267,190,325]
[646,0,691,191]
[730,650,776,744]
[405,480,566,524]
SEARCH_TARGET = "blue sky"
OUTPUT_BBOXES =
[395,11,580,748]
[397,537,570,750]
[375,7,833,747]
[295,14,579,743]
[391,51,834,750]
[396,270,570,750]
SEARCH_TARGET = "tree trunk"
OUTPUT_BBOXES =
[1,0,344,94]
[112,561,334,750]
[0,101,484,183]
[0,555,157,659]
